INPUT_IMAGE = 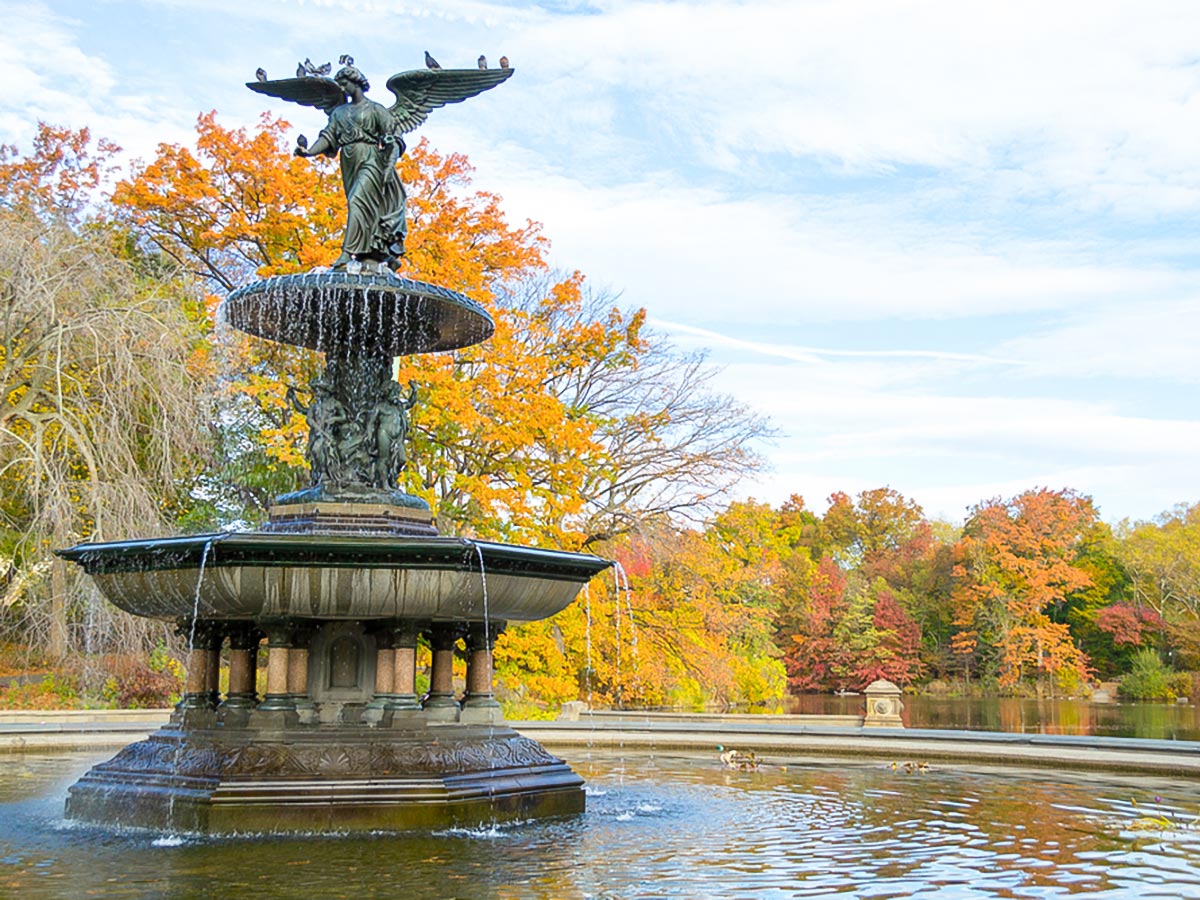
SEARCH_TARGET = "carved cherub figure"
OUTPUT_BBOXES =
[367,376,419,489]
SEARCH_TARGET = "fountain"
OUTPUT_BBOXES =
[55,57,611,834]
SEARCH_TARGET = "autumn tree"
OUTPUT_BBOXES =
[782,556,848,692]
[0,125,211,659]
[1113,502,1200,668]
[950,488,1097,693]
[113,112,767,545]
[823,487,925,568]
[0,123,119,223]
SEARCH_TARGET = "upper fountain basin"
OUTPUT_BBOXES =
[222,271,495,354]
[57,533,611,623]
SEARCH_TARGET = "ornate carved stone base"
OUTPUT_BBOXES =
[65,722,583,834]
[265,499,437,537]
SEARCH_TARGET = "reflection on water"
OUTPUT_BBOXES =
[787,694,1200,741]
[2,750,1200,898]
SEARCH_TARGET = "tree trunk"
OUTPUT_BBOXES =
[48,558,69,660]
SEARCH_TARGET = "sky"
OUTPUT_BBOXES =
[2,0,1198,525]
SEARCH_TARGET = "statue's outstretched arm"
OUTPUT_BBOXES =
[296,130,336,158]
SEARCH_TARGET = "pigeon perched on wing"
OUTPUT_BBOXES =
[314,61,331,76]
[296,62,307,77]
[425,51,441,70]
[478,55,487,69]
[255,67,268,82]
[499,55,510,70]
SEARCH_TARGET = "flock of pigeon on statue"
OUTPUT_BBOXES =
[254,52,511,83]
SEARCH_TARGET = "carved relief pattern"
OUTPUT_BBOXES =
[89,732,564,782]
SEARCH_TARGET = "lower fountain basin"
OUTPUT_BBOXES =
[57,533,611,623]
[64,721,584,834]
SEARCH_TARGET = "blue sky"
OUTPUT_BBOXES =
[3,0,1198,524]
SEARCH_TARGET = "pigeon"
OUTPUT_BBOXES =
[339,54,355,66]
[499,55,510,69]
[314,61,331,76]
[478,55,488,69]
[425,50,441,70]
[255,67,267,82]
[296,62,307,78]
[296,134,308,151]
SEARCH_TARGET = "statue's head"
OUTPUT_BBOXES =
[335,65,369,93]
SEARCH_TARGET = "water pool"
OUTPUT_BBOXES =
[2,749,1198,898]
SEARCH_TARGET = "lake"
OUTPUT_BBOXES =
[784,694,1200,742]
[2,748,1199,898]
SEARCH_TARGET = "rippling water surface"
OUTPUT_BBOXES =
[2,750,1199,898]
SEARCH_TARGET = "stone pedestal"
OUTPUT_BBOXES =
[863,678,905,728]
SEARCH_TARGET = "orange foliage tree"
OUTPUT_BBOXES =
[0,122,119,222]
[112,112,767,707]
[950,488,1097,693]
[113,112,764,548]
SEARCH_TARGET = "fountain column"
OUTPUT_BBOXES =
[389,620,423,715]
[462,620,504,723]
[423,623,462,721]
[363,624,396,726]
[204,624,224,708]
[288,623,318,724]
[220,624,261,711]
[257,622,297,720]
[177,619,218,712]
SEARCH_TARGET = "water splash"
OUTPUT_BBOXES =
[434,822,513,839]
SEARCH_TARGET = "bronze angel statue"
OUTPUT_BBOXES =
[248,60,513,272]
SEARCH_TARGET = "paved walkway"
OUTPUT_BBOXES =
[2,709,1197,779]
[0,709,172,752]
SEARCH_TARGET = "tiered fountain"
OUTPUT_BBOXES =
[57,57,610,833]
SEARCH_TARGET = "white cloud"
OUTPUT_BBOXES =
[997,299,1200,383]
[514,0,1200,211]
[443,147,1198,324]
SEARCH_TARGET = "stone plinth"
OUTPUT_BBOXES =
[863,678,905,728]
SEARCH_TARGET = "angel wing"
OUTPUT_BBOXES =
[245,76,346,113]
[385,68,514,134]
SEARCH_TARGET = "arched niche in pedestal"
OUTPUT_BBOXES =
[307,621,377,723]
